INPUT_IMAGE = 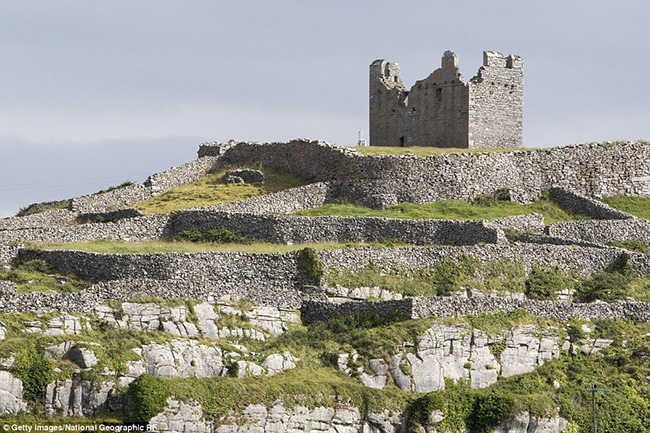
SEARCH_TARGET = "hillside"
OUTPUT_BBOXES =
[1,139,649,432]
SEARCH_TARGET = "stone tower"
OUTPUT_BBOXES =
[369,50,523,148]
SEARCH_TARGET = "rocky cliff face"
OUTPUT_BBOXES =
[148,399,568,433]
[336,322,611,393]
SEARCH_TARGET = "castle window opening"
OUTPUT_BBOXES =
[436,88,442,101]
[399,136,405,147]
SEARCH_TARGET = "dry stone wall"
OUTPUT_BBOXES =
[301,296,650,325]
[69,156,219,214]
[200,139,650,206]
[166,211,505,245]
[546,219,650,245]
[0,209,77,230]
[547,188,634,219]
[205,182,330,214]
[0,214,170,244]
[319,244,632,276]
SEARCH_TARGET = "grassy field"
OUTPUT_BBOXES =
[352,146,535,156]
[133,167,309,215]
[600,195,650,219]
[293,199,586,225]
[23,239,407,255]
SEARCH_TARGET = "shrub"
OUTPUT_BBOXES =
[174,228,252,244]
[128,374,170,422]
[296,247,323,284]
[574,271,632,302]
[323,310,407,334]
[472,187,512,206]
[11,341,54,402]
[467,391,514,433]
[525,265,577,300]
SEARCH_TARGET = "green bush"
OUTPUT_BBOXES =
[11,341,54,402]
[525,265,577,300]
[467,391,514,433]
[296,247,324,284]
[574,271,632,302]
[128,374,170,422]
[174,228,252,244]
[323,310,407,334]
[472,187,512,206]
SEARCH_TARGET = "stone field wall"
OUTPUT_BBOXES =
[546,219,650,245]
[301,296,650,325]
[200,139,650,206]
[69,156,219,214]
[547,188,634,220]
[165,211,505,245]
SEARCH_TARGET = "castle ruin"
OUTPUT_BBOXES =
[369,50,523,148]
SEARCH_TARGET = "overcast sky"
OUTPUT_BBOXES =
[1,1,649,218]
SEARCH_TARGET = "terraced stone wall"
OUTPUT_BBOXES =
[319,244,633,276]
[200,140,650,206]
[546,219,650,245]
[166,211,504,245]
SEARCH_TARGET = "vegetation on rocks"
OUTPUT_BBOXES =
[327,257,650,302]
[296,247,324,284]
[293,196,585,225]
[25,239,411,254]
[133,167,308,215]
[600,195,650,219]
[0,259,90,293]
[174,227,253,244]
[11,341,54,402]
[15,200,71,217]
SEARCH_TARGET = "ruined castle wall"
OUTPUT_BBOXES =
[369,60,411,147]
[468,52,524,149]
[369,51,523,148]
[409,67,469,147]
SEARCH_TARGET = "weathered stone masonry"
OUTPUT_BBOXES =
[201,139,650,206]
[370,51,523,148]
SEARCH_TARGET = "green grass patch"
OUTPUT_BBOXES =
[23,239,410,255]
[133,167,309,215]
[326,256,529,297]
[174,228,253,244]
[607,240,650,254]
[352,146,534,156]
[600,195,650,219]
[293,198,585,225]
[0,260,91,294]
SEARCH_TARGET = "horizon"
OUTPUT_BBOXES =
[2,1,649,217]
